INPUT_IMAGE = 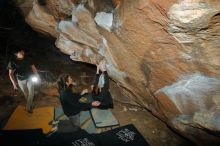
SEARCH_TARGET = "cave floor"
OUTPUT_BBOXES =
[0,51,193,146]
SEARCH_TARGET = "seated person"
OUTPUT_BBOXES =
[91,60,113,109]
[57,74,100,131]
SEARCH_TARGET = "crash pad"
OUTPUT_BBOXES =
[90,108,120,128]
[4,105,53,134]
[54,106,97,133]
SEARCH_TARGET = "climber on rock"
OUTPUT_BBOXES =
[90,59,113,109]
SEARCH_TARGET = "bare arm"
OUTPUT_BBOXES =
[31,64,41,82]
[31,64,38,74]
[8,69,18,90]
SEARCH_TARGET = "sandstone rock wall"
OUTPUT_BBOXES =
[25,0,58,37]
[45,0,74,19]
[16,0,220,144]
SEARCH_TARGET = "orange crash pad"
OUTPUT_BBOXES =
[4,105,54,134]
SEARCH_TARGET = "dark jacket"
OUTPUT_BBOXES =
[7,57,33,80]
[60,88,92,117]
[92,71,113,109]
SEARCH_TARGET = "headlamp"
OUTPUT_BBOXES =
[31,75,39,83]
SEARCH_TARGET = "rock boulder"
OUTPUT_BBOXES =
[17,0,220,144]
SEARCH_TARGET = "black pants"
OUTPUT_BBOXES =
[69,114,80,132]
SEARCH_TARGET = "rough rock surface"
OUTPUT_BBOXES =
[16,0,220,144]
[112,0,121,6]
[45,0,75,19]
[25,0,58,37]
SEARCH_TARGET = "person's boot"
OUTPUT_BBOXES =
[26,104,33,114]
[47,126,58,137]
[26,107,33,113]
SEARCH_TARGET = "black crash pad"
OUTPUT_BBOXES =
[98,124,149,146]
[0,129,45,146]
[45,129,100,146]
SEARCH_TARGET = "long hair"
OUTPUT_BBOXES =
[57,74,70,94]
[92,85,101,95]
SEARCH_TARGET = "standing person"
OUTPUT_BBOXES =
[57,74,100,131]
[91,60,113,109]
[7,48,39,113]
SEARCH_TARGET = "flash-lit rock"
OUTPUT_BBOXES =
[16,0,220,145]
[95,12,113,32]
